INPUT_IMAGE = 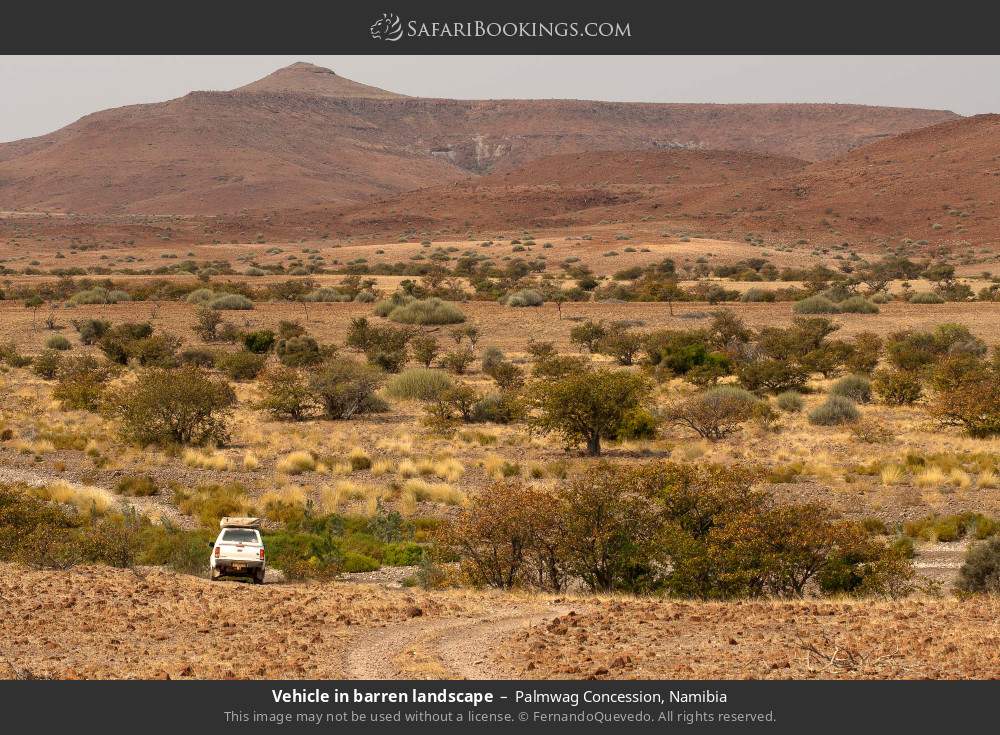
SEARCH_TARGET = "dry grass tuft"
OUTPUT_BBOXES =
[276,450,316,475]
[242,451,260,471]
[879,464,905,486]
[29,481,114,515]
[977,469,999,488]
[371,459,394,476]
[182,449,232,471]
[915,466,947,488]
[402,478,465,507]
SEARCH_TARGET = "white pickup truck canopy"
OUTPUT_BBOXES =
[219,516,261,529]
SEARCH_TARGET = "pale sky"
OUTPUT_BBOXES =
[2,55,999,143]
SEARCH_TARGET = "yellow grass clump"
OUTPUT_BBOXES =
[260,485,307,521]
[242,451,260,471]
[879,464,905,486]
[182,449,232,471]
[977,469,999,488]
[30,481,114,515]
[348,446,372,471]
[397,459,419,478]
[398,491,417,516]
[371,459,394,475]
[375,435,414,456]
[483,454,506,479]
[433,457,465,482]
[402,478,465,506]
[276,450,317,475]
[318,480,369,513]
[915,466,947,488]
[948,468,972,489]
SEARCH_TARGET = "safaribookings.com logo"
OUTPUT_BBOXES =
[370,13,631,42]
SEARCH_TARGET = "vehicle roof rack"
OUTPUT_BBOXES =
[220,516,261,529]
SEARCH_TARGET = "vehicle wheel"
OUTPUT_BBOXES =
[253,570,265,585]
[211,568,221,581]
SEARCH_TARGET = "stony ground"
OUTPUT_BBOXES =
[3,563,998,681]
[502,597,1000,680]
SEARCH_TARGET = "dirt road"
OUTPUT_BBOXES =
[343,600,575,679]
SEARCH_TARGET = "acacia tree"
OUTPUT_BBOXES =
[105,366,236,446]
[528,368,650,455]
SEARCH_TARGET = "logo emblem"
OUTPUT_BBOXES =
[370,13,403,41]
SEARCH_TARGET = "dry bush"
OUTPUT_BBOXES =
[661,386,761,440]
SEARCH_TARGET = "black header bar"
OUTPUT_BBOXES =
[4,1,1000,54]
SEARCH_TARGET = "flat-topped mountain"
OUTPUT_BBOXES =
[0,63,959,215]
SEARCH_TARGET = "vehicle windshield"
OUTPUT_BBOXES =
[221,529,259,543]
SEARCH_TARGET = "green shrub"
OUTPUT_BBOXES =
[957,537,1000,593]
[309,358,386,419]
[830,374,872,403]
[373,293,413,317]
[72,318,111,345]
[504,289,544,307]
[909,291,944,304]
[69,287,130,305]
[242,330,275,354]
[276,335,323,367]
[569,320,608,351]
[216,350,267,381]
[45,334,72,351]
[345,317,411,372]
[737,359,810,394]
[304,288,351,302]
[808,395,860,425]
[186,288,216,305]
[114,475,159,497]
[32,349,62,379]
[265,531,343,580]
[740,288,775,303]
[872,369,922,405]
[776,390,804,412]
[387,298,466,325]
[410,335,440,367]
[138,523,210,574]
[175,483,249,529]
[178,348,216,368]
[793,296,839,314]
[440,347,476,375]
[382,542,425,567]
[258,367,314,421]
[469,392,521,425]
[342,551,380,573]
[597,329,644,366]
[615,407,658,440]
[529,369,651,455]
[210,294,254,310]
[838,296,879,314]
[97,322,154,364]
[384,368,454,401]
[0,341,32,368]
[53,355,119,410]
[105,366,236,446]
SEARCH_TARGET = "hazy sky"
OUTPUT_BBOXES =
[3,55,999,142]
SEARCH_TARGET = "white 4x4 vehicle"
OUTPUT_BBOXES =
[210,517,265,584]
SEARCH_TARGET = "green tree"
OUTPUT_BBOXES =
[529,369,650,455]
[104,366,236,446]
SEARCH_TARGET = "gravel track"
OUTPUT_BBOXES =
[344,601,576,680]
